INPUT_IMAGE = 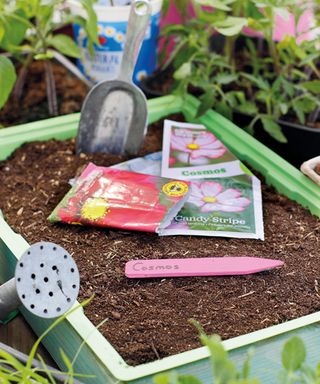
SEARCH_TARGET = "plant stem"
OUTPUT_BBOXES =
[224,36,236,69]
[266,8,281,75]
[224,1,241,70]
[44,60,58,116]
[12,52,34,101]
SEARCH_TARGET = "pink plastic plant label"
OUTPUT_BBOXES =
[125,257,284,278]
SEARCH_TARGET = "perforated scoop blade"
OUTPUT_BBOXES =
[15,242,80,319]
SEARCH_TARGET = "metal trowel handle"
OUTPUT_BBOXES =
[118,0,151,83]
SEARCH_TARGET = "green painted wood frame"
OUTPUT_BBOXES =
[0,94,319,383]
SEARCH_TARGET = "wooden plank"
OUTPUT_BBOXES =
[0,314,57,367]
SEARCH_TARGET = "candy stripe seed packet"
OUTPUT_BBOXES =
[161,120,244,180]
[49,163,190,234]
[161,175,264,239]
[161,120,264,240]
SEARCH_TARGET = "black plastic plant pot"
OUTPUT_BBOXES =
[257,120,320,168]
[139,67,174,99]
[234,113,320,168]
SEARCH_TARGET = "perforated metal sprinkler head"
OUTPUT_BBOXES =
[0,242,80,321]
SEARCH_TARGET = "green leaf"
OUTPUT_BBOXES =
[162,0,170,16]
[274,7,290,21]
[47,34,81,58]
[204,334,238,382]
[241,73,270,91]
[245,2,264,20]
[178,375,203,384]
[194,0,232,10]
[225,90,245,107]
[261,117,287,143]
[0,23,4,42]
[214,17,248,36]
[271,76,282,93]
[293,97,317,114]
[16,0,39,18]
[0,12,28,52]
[242,348,254,379]
[300,80,320,94]
[215,72,238,85]
[292,100,305,124]
[282,336,306,372]
[161,24,189,36]
[0,56,16,110]
[174,62,192,80]
[196,89,215,117]
[281,78,295,97]
[215,101,232,119]
[154,373,171,384]
[279,103,289,115]
[78,0,99,56]
[34,52,54,60]
[236,102,258,116]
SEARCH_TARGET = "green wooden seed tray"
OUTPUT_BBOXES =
[0,95,319,383]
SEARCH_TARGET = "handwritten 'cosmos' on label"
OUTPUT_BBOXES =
[132,262,179,272]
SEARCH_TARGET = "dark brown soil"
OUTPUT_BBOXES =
[0,119,319,366]
[0,61,88,127]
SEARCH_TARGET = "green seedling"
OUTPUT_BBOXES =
[161,0,320,141]
[0,296,96,383]
[0,0,99,116]
[154,319,320,384]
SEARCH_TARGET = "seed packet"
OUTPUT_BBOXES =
[111,151,264,239]
[161,120,245,179]
[160,120,264,239]
[49,163,190,234]
[113,151,162,176]
[161,175,264,239]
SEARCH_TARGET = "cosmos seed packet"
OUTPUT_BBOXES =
[161,120,264,240]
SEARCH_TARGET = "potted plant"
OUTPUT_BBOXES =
[143,0,320,167]
[70,0,163,84]
[0,94,319,383]
[0,0,98,127]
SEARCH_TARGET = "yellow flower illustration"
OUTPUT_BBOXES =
[81,197,109,221]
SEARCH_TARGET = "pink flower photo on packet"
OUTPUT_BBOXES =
[161,120,244,180]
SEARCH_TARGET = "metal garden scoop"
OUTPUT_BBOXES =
[76,0,151,156]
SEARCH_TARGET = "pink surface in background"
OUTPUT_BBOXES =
[159,4,316,56]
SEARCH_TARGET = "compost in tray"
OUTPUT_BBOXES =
[0,118,319,366]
